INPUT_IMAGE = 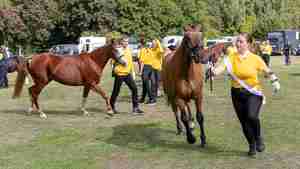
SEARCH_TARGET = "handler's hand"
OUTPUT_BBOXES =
[272,81,280,94]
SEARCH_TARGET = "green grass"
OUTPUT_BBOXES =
[0,56,300,169]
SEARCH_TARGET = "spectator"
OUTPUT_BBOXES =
[0,46,8,88]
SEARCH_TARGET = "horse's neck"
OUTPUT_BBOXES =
[90,46,112,69]
[174,48,192,79]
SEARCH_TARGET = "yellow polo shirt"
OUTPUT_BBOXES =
[227,52,268,90]
[150,39,164,71]
[260,44,272,55]
[138,48,152,65]
[113,48,134,76]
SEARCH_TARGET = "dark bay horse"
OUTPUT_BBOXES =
[161,26,207,146]
[13,40,122,118]
[0,56,28,87]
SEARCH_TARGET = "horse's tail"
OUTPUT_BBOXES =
[12,57,29,98]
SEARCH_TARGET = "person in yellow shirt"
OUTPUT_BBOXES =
[211,33,280,156]
[260,40,272,66]
[110,36,144,115]
[149,39,164,102]
[226,42,237,56]
[138,40,156,104]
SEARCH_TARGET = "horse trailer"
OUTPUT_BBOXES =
[267,29,300,55]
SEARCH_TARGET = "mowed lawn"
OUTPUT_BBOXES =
[0,56,300,169]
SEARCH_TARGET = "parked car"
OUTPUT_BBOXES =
[206,39,227,47]
[49,44,79,55]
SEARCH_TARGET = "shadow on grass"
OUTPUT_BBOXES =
[102,123,245,156]
[289,73,300,76]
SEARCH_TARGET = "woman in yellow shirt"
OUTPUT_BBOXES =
[212,33,280,156]
[149,39,164,101]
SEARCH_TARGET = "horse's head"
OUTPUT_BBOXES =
[182,31,204,64]
[199,43,227,64]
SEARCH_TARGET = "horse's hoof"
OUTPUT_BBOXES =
[27,109,32,115]
[107,110,114,116]
[40,112,47,119]
[187,134,196,144]
[199,142,206,148]
[82,109,90,116]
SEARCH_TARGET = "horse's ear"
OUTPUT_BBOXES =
[191,24,201,32]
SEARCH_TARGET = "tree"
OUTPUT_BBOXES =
[0,8,26,48]
[116,0,183,40]
[12,0,54,51]
[50,0,118,44]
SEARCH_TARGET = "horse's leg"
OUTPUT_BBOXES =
[172,104,183,135]
[176,98,196,144]
[90,84,113,115]
[195,96,206,147]
[80,86,90,116]
[28,83,48,119]
[186,102,195,130]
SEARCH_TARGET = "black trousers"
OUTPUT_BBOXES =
[284,52,291,65]
[151,69,160,98]
[261,54,270,66]
[0,62,8,88]
[231,87,263,146]
[110,74,139,109]
[141,64,155,101]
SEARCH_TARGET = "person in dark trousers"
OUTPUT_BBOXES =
[0,46,8,88]
[211,33,281,156]
[283,43,291,65]
[138,40,156,105]
[149,39,164,102]
[109,36,144,115]
[259,40,272,66]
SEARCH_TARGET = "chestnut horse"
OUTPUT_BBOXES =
[13,40,122,118]
[161,26,207,146]
[201,43,227,91]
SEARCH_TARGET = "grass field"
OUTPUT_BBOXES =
[0,56,300,169]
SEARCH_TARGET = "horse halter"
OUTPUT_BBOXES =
[186,39,203,63]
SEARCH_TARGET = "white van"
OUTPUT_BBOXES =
[78,36,106,53]
[162,35,183,48]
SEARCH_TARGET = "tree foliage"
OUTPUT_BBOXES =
[0,0,299,51]
[0,8,26,47]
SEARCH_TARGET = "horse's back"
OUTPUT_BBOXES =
[29,53,85,85]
